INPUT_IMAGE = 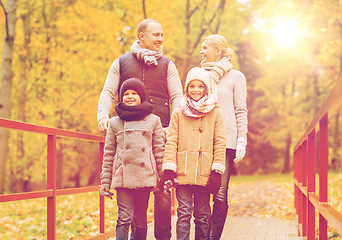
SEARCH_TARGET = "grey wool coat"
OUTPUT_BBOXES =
[100,114,165,189]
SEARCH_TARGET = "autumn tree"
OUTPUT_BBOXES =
[0,0,17,194]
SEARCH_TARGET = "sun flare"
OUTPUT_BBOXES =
[271,19,302,47]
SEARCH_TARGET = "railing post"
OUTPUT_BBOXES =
[319,113,328,240]
[99,142,105,234]
[294,149,298,215]
[47,135,56,240]
[299,144,304,229]
[307,129,316,240]
[302,140,308,237]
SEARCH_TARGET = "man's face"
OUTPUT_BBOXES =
[139,22,164,52]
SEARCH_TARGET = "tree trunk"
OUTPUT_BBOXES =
[14,13,31,192]
[0,0,17,194]
[142,0,147,18]
[282,132,291,173]
[331,112,340,171]
[180,0,226,83]
[56,143,64,189]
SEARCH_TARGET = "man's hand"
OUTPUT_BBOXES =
[98,118,110,133]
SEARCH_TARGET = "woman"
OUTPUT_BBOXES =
[200,34,248,239]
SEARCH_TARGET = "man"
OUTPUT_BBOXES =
[97,18,183,240]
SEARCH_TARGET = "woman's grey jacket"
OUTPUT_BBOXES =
[100,114,165,189]
[217,69,248,149]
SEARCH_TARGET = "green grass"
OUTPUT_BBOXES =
[0,191,154,239]
[230,172,294,183]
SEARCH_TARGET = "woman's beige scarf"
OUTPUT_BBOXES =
[131,40,163,66]
[201,57,233,95]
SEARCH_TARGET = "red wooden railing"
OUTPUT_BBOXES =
[0,118,116,239]
[293,77,342,239]
[0,118,177,239]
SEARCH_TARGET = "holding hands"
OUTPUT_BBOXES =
[159,170,177,194]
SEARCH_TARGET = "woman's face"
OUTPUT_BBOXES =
[187,80,207,101]
[200,40,222,63]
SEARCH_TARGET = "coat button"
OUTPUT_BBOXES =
[124,161,129,165]
[141,147,145,152]
[142,131,146,136]
[125,145,130,150]
[140,162,145,167]
[199,127,203,132]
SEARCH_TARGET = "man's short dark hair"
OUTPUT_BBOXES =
[137,19,161,39]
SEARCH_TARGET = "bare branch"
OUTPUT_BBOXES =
[189,0,206,18]
[214,0,225,32]
[0,0,10,41]
[142,0,147,18]
[192,0,226,50]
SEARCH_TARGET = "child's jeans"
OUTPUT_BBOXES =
[116,187,151,240]
[176,185,210,240]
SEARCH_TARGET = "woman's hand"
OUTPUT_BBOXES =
[234,137,247,163]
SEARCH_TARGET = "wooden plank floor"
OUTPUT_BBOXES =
[147,215,301,240]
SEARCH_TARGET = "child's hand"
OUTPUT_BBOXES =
[206,171,222,194]
[159,170,175,190]
[163,178,178,194]
[100,184,114,199]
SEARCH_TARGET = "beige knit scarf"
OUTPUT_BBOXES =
[131,40,163,66]
[201,57,233,95]
[180,94,218,118]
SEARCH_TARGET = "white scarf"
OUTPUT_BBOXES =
[201,57,233,95]
[131,40,163,66]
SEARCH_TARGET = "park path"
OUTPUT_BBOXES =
[145,176,299,239]
[227,176,296,219]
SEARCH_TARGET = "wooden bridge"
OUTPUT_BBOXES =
[145,215,301,240]
[0,79,342,239]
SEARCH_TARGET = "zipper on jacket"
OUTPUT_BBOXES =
[195,118,202,184]
[142,65,145,84]
[122,121,126,186]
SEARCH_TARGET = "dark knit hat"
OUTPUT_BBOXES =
[119,78,146,103]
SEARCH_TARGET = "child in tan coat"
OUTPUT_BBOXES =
[160,67,226,239]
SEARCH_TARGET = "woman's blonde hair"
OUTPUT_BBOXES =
[203,34,233,62]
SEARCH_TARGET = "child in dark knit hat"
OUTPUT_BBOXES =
[100,78,164,240]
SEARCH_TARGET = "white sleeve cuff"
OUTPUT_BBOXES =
[162,162,177,173]
[211,163,225,174]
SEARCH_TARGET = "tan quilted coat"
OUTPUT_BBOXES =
[162,106,226,186]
